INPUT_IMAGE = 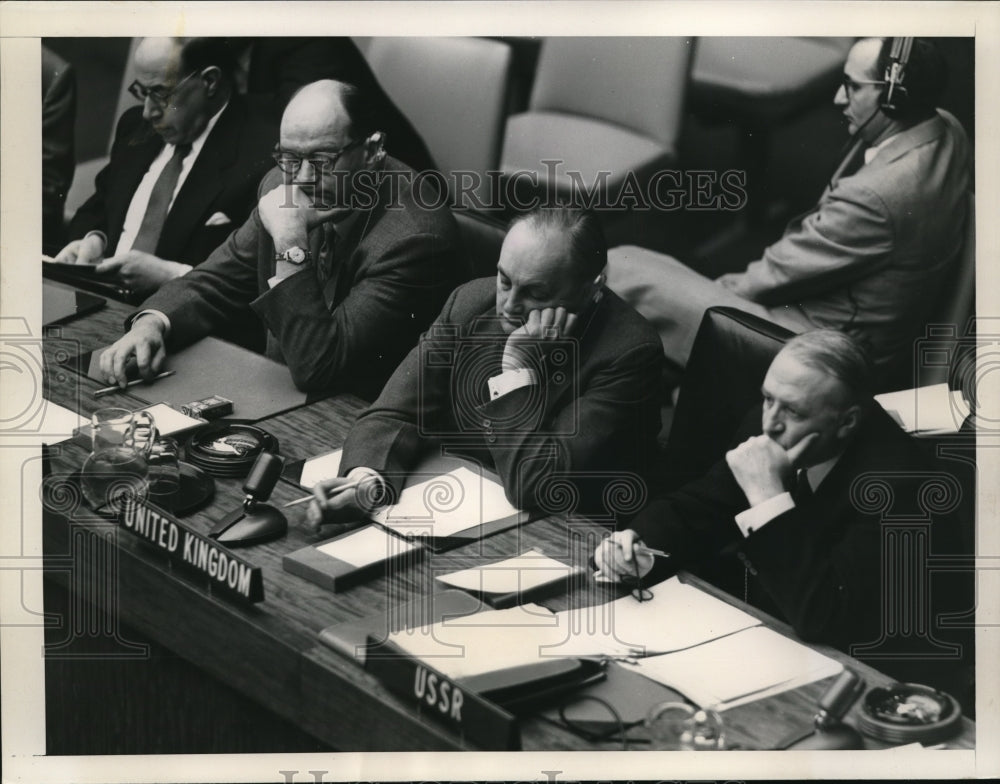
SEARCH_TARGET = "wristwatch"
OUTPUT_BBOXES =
[275,246,310,265]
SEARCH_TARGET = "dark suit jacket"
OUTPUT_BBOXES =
[340,277,665,515]
[246,37,436,173]
[630,404,973,693]
[42,45,76,253]
[68,96,278,267]
[139,157,461,400]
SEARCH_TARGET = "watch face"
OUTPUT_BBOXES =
[286,247,306,264]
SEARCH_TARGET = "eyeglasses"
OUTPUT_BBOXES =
[624,554,653,603]
[841,74,886,94]
[128,69,200,106]
[271,138,365,175]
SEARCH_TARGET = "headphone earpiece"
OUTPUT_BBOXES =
[369,132,387,163]
[879,37,913,119]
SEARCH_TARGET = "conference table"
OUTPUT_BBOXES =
[37,280,976,754]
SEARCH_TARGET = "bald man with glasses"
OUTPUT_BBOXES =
[99,78,461,400]
[54,37,277,299]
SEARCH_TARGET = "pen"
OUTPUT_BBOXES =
[635,545,670,559]
[283,479,361,508]
[93,370,176,397]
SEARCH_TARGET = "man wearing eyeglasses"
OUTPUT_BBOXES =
[53,38,277,301]
[98,78,461,400]
[607,37,971,384]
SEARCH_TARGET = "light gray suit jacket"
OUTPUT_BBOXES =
[732,110,971,366]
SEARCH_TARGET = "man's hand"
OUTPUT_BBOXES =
[593,529,655,582]
[305,475,380,533]
[53,234,105,266]
[258,182,339,251]
[95,251,191,296]
[502,306,578,372]
[98,315,168,389]
[725,432,819,506]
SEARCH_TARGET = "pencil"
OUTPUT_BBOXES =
[283,479,361,508]
[635,545,670,559]
[93,370,176,397]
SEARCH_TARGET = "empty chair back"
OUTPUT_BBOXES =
[529,37,693,147]
[364,37,513,206]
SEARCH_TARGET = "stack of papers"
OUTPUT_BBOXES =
[386,577,841,709]
[632,626,843,710]
[436,549,586,607]
[547,578,762,658]
[372,466,523,539]
[875,383,970,434]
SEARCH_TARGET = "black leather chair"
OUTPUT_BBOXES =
[659,306,793,490]
[454,209,507,279]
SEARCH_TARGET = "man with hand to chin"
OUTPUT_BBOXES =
[306,207,664,529]
[593,330,972,698]
[98,78,460,400]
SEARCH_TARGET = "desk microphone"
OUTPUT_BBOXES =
[776,668,866,749]
[209,452,288,547]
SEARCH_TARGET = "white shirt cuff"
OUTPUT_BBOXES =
[132,309,171,337]
[487,368,537,400]
[268,260,306,288]
[734,492,795,537]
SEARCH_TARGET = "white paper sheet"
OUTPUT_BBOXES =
[299,449,344,489]
[372,466,521,538]
[141,402,206,437]
[386,577,765,681]
[632,625,843,710]
[387,603,560,679]
[545,577,762,658]
[316,525,419,569]
[436,549,582,596]
[875,383,971,433]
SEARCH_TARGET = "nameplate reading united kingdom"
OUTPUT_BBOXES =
[118,497,264,603]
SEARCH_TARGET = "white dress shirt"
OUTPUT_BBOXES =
[114,102,228,256]
[863,132,900,166]
[733,454,840,537]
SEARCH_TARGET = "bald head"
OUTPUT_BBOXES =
[134,37,185,84]
[131,37,230,145]
[281,80,354,145]
[851,37,885,80]
[276,80,382,214]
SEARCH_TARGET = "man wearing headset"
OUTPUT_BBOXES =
[306,207,665,523]
[609,37,971,380]
[99,79,461,400]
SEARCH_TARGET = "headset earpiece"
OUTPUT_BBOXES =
[366,131,386,164]
[879,37,914,119]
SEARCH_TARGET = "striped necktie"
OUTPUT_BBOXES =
[131,143,192,254]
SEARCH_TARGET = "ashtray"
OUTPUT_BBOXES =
[184,422,279,477]
[858,682,962,744]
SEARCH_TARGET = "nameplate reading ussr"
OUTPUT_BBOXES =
[118,498,264,603]
[364,637,519,750]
